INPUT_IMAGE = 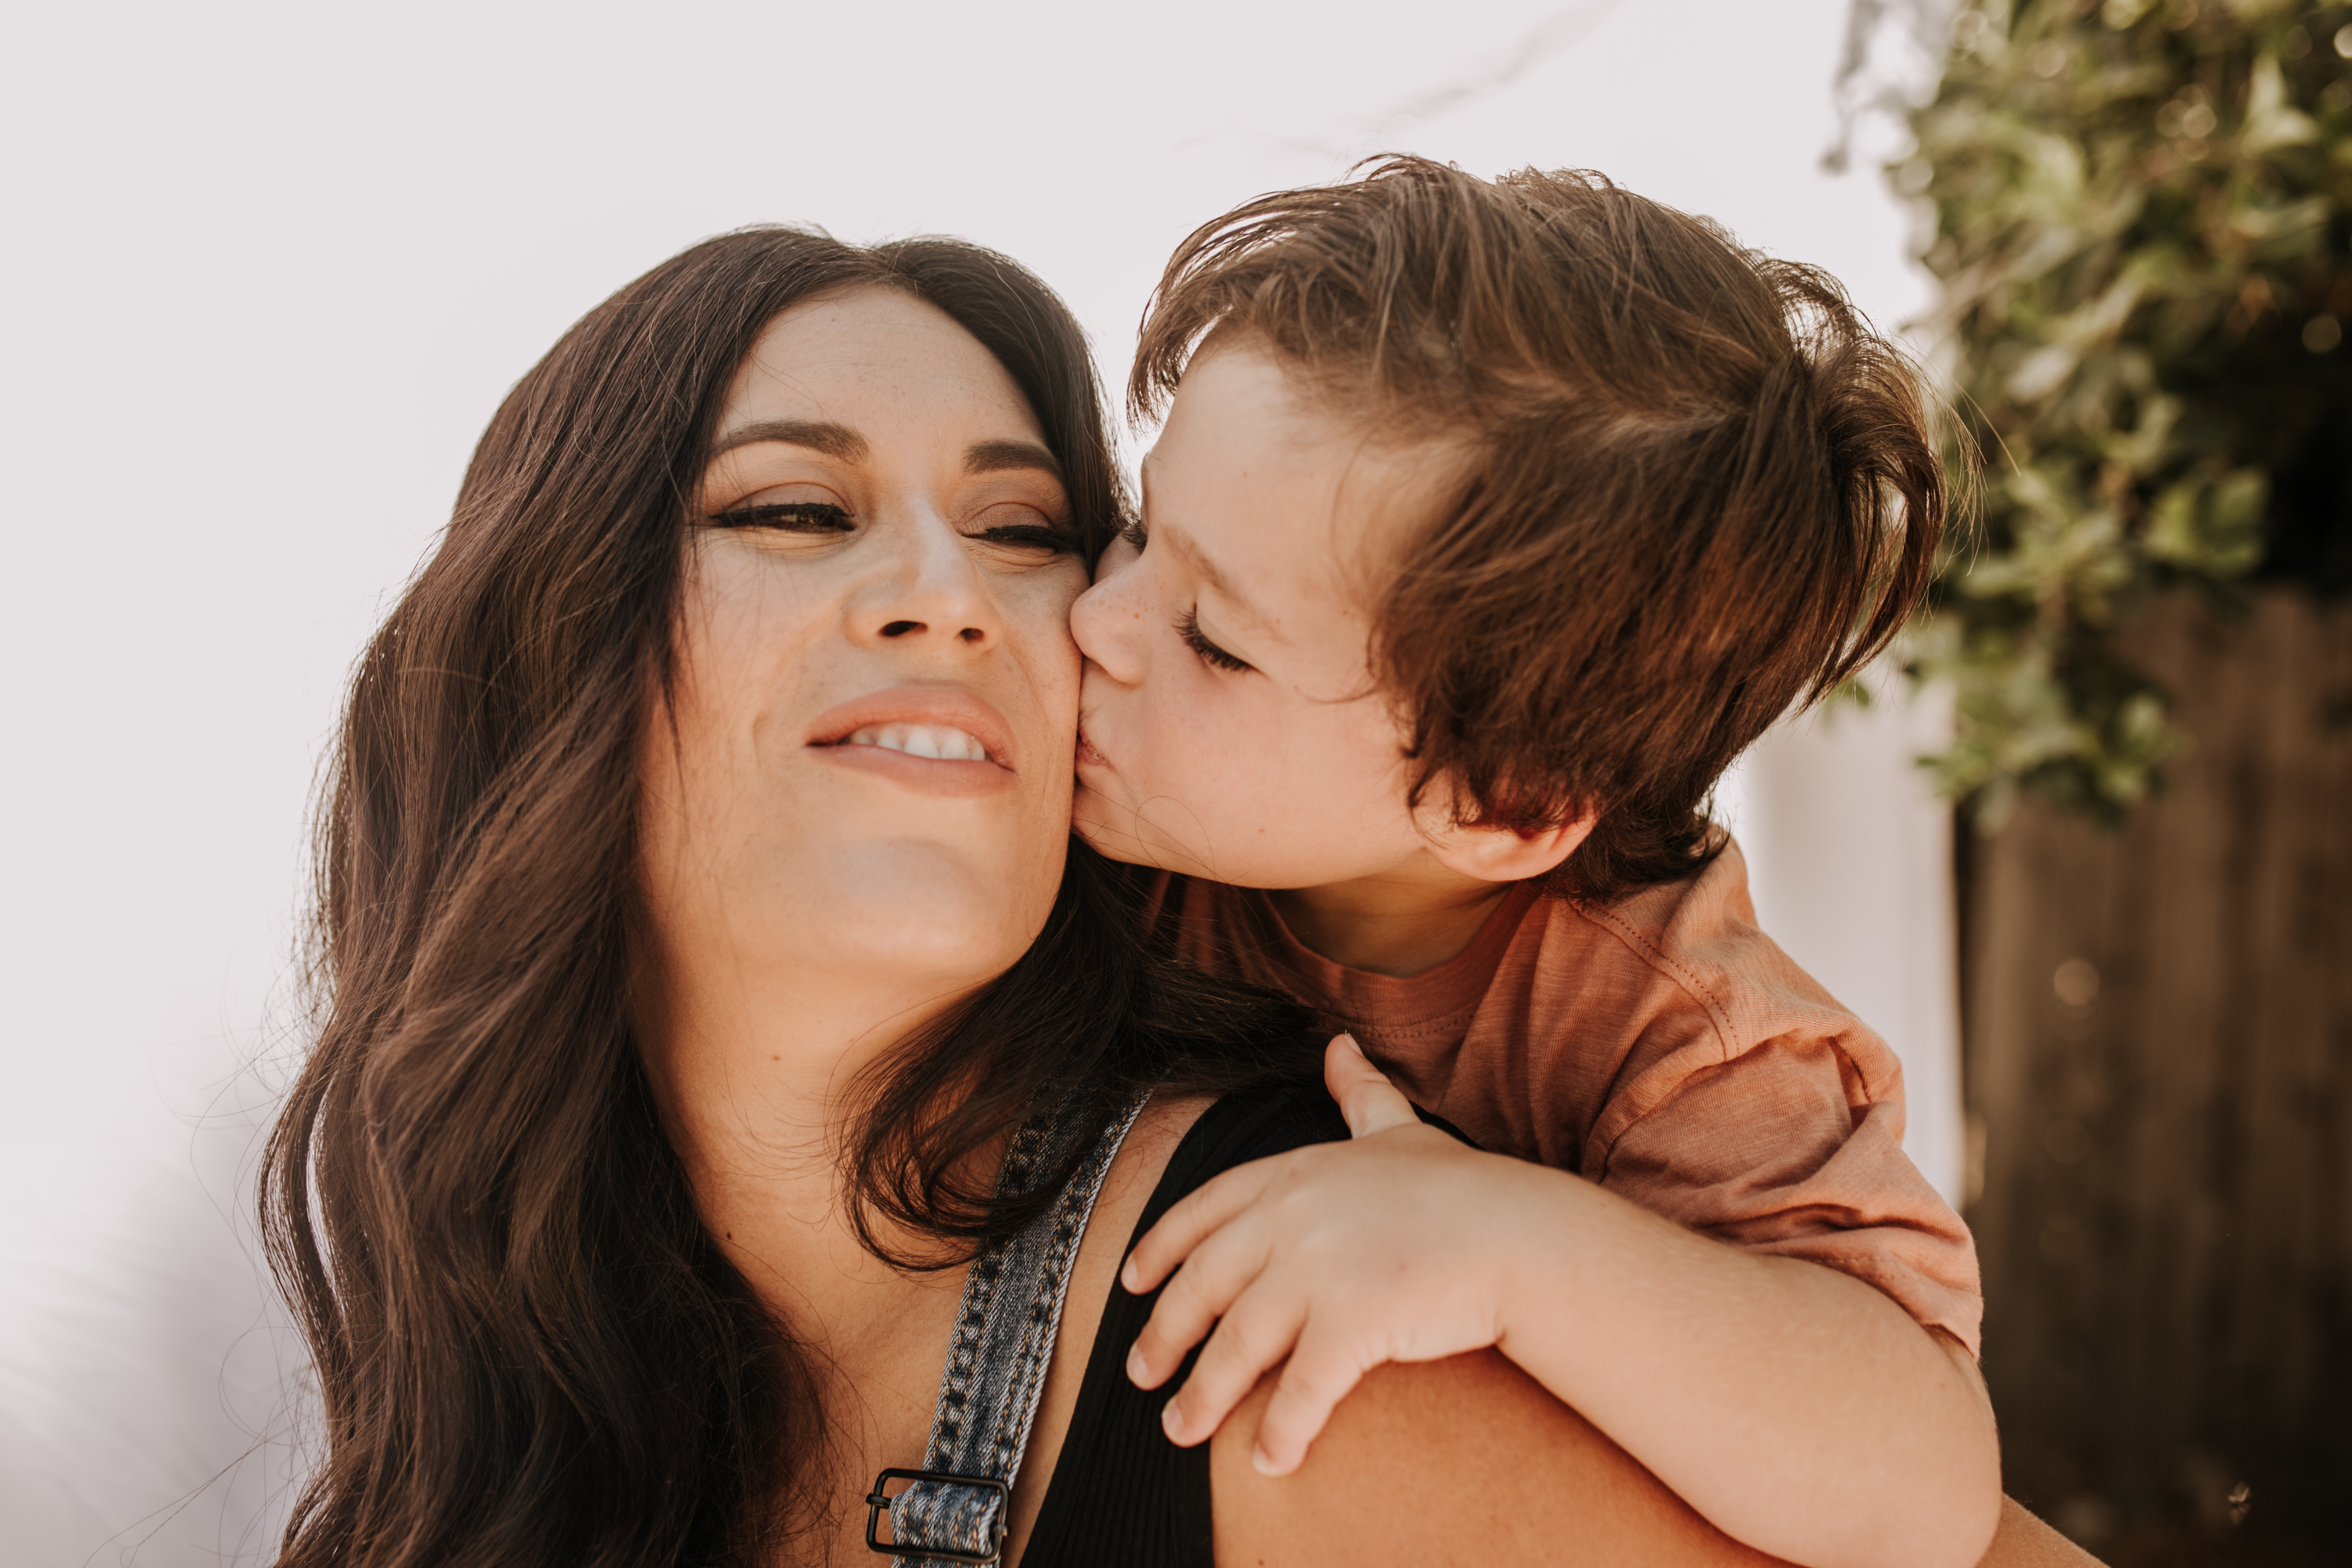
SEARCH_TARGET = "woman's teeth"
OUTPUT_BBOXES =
[842,723,990,762]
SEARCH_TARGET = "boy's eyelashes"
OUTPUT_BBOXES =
[1122,514,1251,671]
[1177,606,1254,674]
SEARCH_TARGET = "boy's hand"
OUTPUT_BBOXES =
[1120,1034,1547,1476]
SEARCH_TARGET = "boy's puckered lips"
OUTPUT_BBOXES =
[806,684,1019,797]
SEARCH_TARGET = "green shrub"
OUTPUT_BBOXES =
[1904,0,2351,823]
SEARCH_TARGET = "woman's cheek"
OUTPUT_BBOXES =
[1031,556,1091,630]
[1015,564,1090,691]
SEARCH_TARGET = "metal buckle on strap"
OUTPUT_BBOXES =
[864,1467,1010,1564]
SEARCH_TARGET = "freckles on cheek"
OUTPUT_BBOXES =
[668,631,792,812]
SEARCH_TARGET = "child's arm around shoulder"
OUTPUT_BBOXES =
[1121,1037,2002,1568]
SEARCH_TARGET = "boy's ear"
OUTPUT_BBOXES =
[1412,792,1597,885]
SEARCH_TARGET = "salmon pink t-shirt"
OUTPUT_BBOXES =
[1155,838,1983,1356]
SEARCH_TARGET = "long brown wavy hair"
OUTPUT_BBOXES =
[262,227,1311,1568]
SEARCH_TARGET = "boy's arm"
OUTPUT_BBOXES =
[1122,1036,2002,1568]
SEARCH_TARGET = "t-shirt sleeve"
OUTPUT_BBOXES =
[1592,1030,1984,1358]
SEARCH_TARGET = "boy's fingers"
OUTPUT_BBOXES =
[1248,1327,1372,1477]
[1122,1157,1278,1295]
[1325,1034,1419,1138]
[1160,1286,1306,1448]
[1126,1213,1273,1390]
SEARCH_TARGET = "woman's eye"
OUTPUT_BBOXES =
[968,499,1078,555]
[1177,607,1253,674]
[709,501,854,533]
[1118,517,1148,552]
[973,521,1079,555]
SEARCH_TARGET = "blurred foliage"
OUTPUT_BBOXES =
[1901,0,2352,825]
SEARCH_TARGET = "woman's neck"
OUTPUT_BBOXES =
[636,953,980,1322]
[637,957,999,1553]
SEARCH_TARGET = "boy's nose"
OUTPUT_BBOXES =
[1069,547,1146,680]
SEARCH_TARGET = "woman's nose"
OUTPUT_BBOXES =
[1069,532,1145,681]
[850,511,1001,651]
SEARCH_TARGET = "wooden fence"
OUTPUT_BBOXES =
[1963,588,2352,1561]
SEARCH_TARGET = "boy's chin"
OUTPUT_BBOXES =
[1071,784,1197,875]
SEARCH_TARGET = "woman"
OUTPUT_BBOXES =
[263,226,2084,1568]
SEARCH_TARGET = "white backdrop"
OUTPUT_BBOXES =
[0,3,1958,1562]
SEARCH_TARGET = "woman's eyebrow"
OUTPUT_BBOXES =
[966,439,1063,482]
[709,419,868,462]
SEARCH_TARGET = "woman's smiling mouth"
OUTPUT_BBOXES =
[806,685,1020,796]
[843,722,994,763]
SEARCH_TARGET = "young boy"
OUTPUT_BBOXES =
[1070,158,2001,1568]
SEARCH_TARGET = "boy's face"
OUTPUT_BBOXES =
[1070,341,1463,889]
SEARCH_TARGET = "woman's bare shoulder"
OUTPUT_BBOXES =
[1207,1353,2101,1568]
[1209,1350,1787,1568]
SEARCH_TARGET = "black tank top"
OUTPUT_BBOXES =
[1018,1084,1348,1568]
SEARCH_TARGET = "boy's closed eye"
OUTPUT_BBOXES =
[1124,508,1281,674]
[1177,606,1254,673]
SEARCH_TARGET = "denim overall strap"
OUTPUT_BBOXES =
[874,1088,1152,1565]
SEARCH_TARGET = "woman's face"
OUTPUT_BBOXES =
[639,287,1089,1030]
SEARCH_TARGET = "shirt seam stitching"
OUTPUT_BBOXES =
[1566,895,1743,1063]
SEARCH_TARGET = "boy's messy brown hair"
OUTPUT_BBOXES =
[1133,155,1951,902]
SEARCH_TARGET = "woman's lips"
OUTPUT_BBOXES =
[806,685,1019,797]
[1075,722,1108,769]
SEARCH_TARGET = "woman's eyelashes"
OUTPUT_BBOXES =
[973,519,1079,555]
[710,501,853,533]
[706,500,1074,555]
[1177,606,1253,673]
